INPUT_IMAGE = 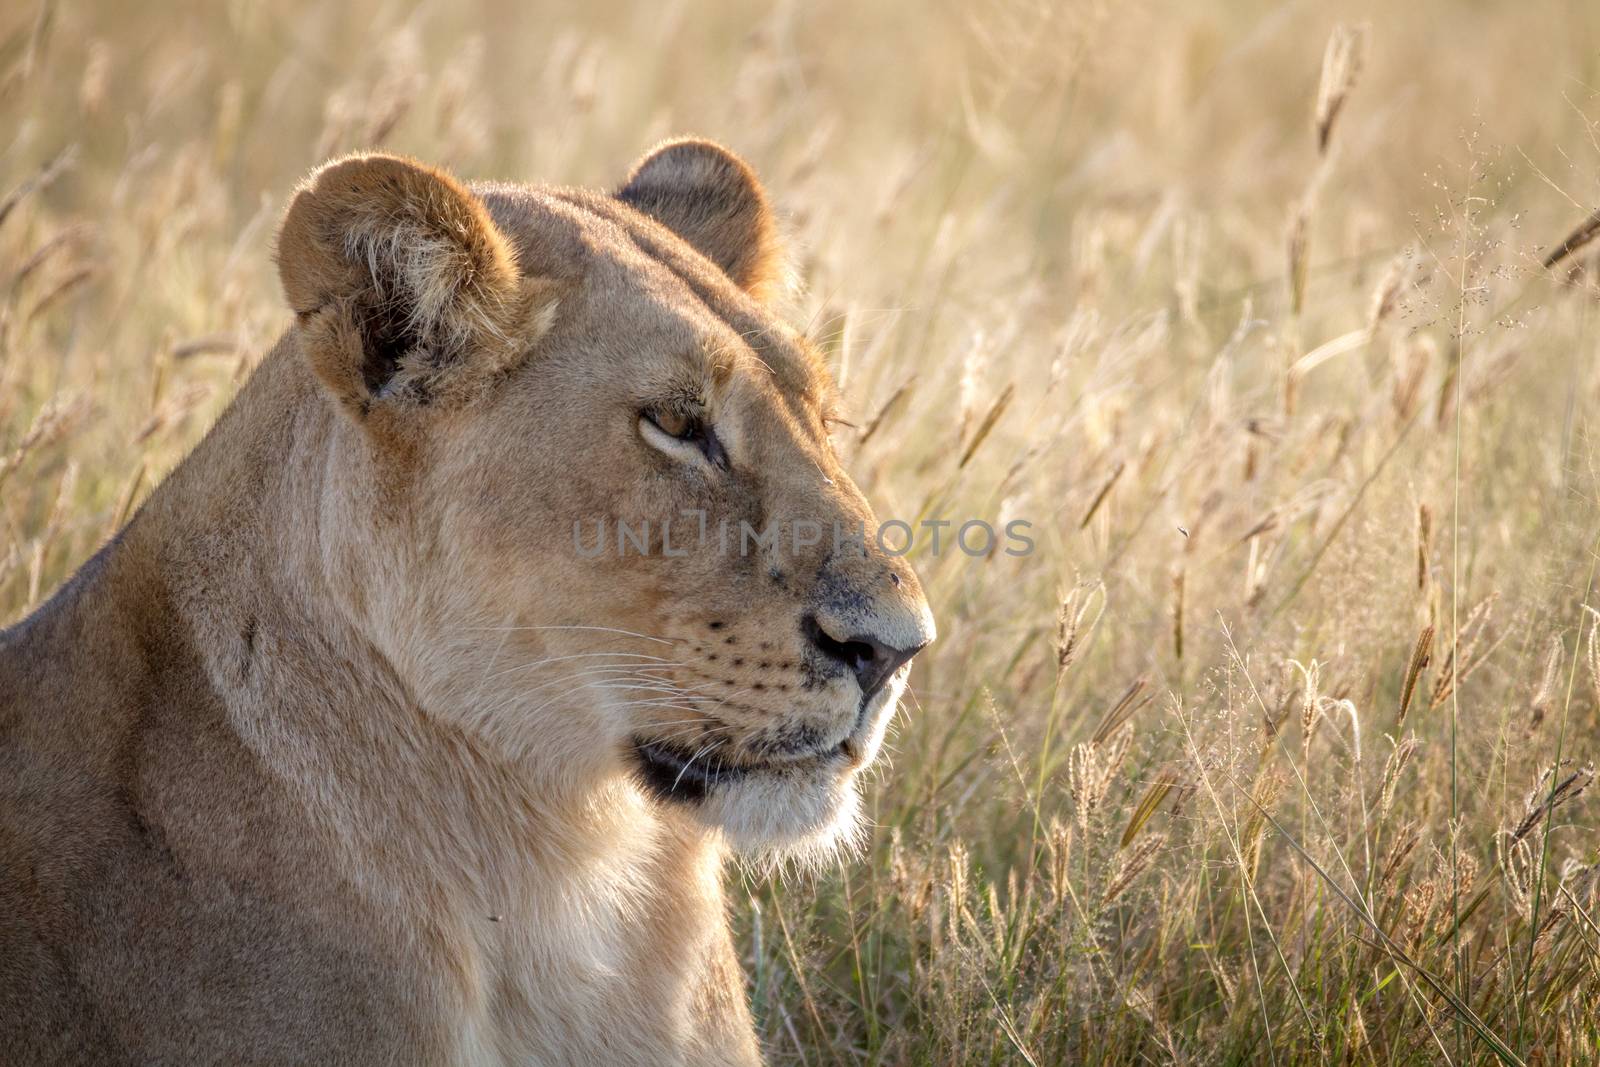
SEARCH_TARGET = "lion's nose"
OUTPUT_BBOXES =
[802,614,927,702]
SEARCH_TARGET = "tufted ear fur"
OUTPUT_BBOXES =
[617,139,784,301]
[276,153,556,416]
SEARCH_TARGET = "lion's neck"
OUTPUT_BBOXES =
[117,338,729,956]
[4,339,756,1062]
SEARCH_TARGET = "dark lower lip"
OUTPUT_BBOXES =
[631,738,844,804]
[632,739,743,803]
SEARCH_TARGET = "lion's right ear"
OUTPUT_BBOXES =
[276,154,555,416]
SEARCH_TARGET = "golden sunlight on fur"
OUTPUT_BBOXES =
[11,2,1600,1062]
[0,142,932,1066]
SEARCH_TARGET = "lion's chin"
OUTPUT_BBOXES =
[699,770,865,869]
[631,739,866,867]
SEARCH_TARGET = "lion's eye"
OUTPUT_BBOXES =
[640,407,729,471]
[646,408,696,439]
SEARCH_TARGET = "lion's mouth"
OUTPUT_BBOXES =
[631,737,847,804]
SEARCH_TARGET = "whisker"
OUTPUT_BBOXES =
[482,650,677,683]
[463,624,677,645]
[639,722,717,744]
[503,663,688,699]
[464,615,518,708]
[619,702,718,716]
[464,663,691,721]
[470,669,686,723]
[514,678,716,721]
[673,738,726,791]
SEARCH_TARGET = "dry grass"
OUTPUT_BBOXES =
[6,0,1600,1062]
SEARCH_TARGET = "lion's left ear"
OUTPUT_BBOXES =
[276,153,557,417]
[617,139,784,301]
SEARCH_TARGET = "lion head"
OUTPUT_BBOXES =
[275,140,935,861]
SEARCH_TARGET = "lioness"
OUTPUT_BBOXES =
[0,141,934,1066]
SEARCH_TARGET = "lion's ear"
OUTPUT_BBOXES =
[617,139,784,301]
[276,154,555,415]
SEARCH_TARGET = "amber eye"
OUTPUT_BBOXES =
[640,407,729,470]
[647,408,696,439]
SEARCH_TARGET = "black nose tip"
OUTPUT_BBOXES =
[802,615,925,702]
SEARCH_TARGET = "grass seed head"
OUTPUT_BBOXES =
[1379,732,1420,820]
[1313,23,1370,154]
[1397,625,1434,726]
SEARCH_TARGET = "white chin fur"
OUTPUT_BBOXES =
[693,767,865,870]
[686,687,906,868]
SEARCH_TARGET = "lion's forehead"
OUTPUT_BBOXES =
[474,181,836,412]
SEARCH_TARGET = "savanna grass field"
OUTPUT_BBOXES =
[6,1,1600,1063]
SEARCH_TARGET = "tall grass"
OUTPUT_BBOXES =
[5,0,1600,1061]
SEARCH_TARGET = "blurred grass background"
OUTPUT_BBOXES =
[6,0,1600,1062]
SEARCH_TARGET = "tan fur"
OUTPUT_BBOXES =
[617,138,785,302]
[0,143,933,1066]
